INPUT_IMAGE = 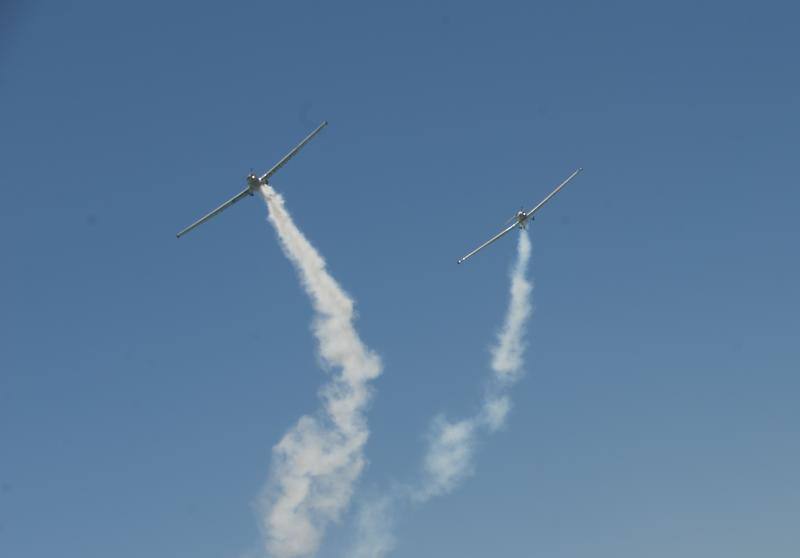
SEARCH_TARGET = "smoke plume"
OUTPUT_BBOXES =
[351,231,533,556]
[416,230,531,497]
[259,186,383,558]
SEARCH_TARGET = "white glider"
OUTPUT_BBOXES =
[457,167,583,264]
[176,121,328,238]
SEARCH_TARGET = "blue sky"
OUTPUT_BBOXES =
[1,1,798,557]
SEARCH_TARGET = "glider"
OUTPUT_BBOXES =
[457,167,583,264]
[176,121,328,238]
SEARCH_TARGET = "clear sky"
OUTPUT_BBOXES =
[1,1,798,557]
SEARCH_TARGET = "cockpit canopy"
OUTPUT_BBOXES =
[247,173,261,190]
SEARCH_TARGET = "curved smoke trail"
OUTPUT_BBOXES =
[351,231,533,556]
[418,231,532,499]
[259,186,382,558]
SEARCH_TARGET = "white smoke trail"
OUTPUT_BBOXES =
[351,493,397,558]
[416,230,532,498]
[259,185,382,558]
[490,231,533,385]
[351,231,533,556]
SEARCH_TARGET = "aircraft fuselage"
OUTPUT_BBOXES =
[246,173,262,194]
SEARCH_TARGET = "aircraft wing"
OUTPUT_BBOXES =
[525,167,583,218]
[457,222,518,264]
[259,121,328,183]
[176,188,251,238]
